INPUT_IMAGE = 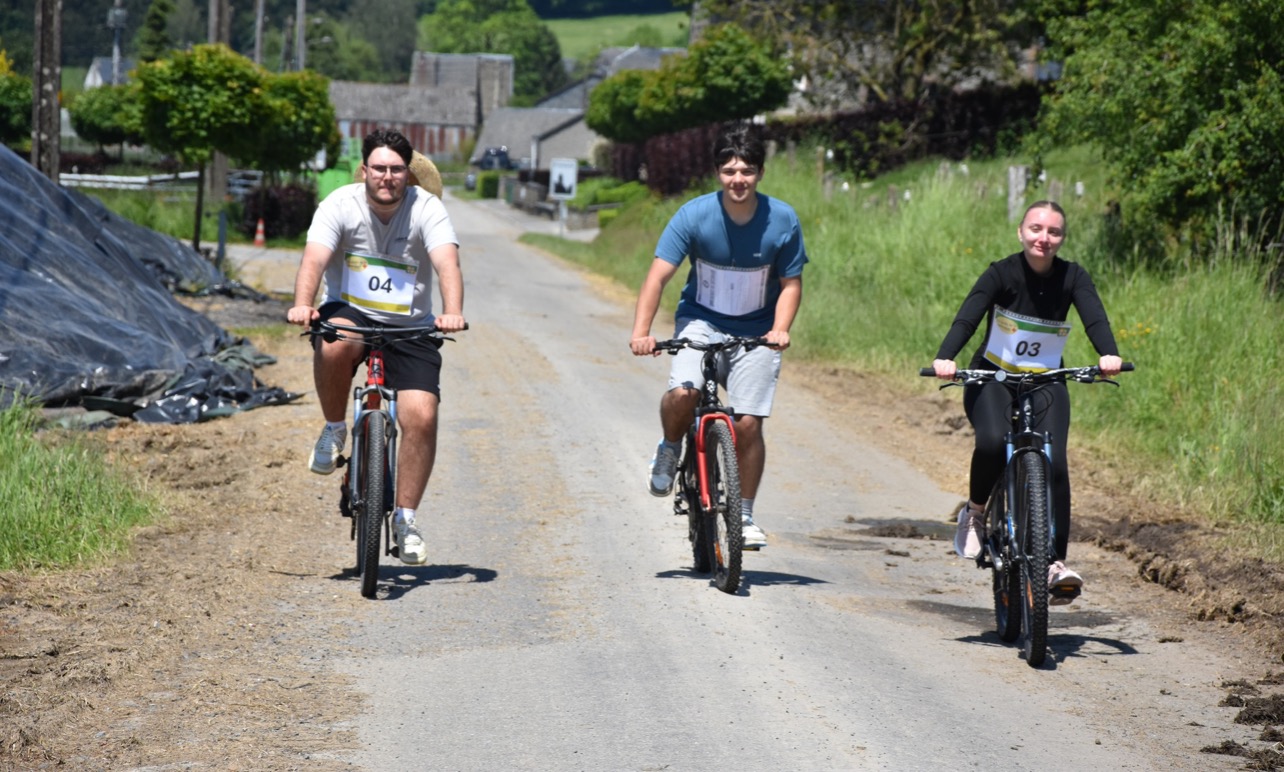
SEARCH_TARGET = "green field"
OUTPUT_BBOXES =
[544,11,690,62]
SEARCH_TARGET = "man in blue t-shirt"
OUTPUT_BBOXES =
[629,123,808,549]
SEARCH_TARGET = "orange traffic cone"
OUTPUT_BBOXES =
[253,218,266,247]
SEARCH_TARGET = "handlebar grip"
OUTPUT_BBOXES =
[919,367,937,377]
[1120,362,1135,372]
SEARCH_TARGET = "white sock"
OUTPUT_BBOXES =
[741,498,755,520]
[394,507,415,526]
[661,438,682,452]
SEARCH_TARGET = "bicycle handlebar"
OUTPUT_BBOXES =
[304,319,468,345]
[918,362,1135,384]
[653,335,771,355]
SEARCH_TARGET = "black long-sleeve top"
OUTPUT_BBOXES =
[935,252,1120,369]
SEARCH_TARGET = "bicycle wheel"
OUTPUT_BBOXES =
[987,481,1021,643]
[683,440,712,574]
[357,416,387,599]
[1016,451,1050,666]
[702,421,743,594]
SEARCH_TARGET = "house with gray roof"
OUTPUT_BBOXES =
[472,45,684,169]
[328,52,514,161]
[472,107,600,170]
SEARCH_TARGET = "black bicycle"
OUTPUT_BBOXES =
[306,319,461,598]
[653,334,769,594]
[921,363,1133,666]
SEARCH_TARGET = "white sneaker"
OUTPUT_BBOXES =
[742,513,767,549]
[954,504,983,559]
[394,520,427,565]
[1048,561,1083,605]
[309,424,346,475]
[648,440,680,497]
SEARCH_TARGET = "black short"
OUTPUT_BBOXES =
[315,302,443,397]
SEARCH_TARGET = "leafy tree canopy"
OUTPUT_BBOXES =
[587,23,790,143]
[699,0,1023,107]
[135,43,271,167]
[0,50,32,146]
[68,83,145,150]
[1035,0,1284,236]
[253,69,341,174]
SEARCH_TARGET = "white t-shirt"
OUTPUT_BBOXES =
[306,183,458,325]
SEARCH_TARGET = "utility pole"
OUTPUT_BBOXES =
[294,0,306,70]
[107,0,128,84]
[253,0,265,65]
[207,0,231,203]
[31,0,62,181]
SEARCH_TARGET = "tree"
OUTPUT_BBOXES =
[135,0,176,62]
[135,44,273,250]
[68,83,145,154]
[0,50,32,147]
[252,69,340,177]
[699,0,1022,107]
[587,23,790,143]
[345,0,418,81]
[417,0,569,103]
[1036,0,1284,239]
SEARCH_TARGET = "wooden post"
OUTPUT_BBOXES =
[1007,165,1027,222]
[31,0,62,182]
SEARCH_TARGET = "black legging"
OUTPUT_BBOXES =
[964,380,1072,560]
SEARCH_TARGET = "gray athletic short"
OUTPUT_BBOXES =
[667,318,781,418]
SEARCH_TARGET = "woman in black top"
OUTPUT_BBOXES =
[931,200,1123,602]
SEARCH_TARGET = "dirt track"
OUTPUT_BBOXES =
[1,198,1282,770]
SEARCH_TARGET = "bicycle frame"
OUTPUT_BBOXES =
[347,347,398,544]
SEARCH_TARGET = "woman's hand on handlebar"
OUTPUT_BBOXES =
[764,329,791,350]
[1098,354,1123,377]
[932,358,957,380]
[287,305,319,326]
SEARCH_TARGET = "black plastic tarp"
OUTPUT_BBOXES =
[0,145,297,422]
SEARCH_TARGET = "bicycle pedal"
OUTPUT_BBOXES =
[742,545,761,551]
[1049,584,1081,606]
[336,454,348,468]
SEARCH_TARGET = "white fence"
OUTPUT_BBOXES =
[59,169,264,201]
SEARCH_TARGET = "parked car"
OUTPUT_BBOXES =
[472,146,514,171]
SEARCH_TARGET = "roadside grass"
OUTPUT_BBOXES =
[525,145,1284,554]
[544,11,690,63]
[0,403,160,571]
[89,187,240,245]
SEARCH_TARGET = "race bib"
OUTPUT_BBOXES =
[694,259,769,317]
[983,306,1071,372]
[340,251,417,315]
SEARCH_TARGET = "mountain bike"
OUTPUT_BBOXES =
[920,363,1133,666]
[306,319,461,598]
[653,334,769,594]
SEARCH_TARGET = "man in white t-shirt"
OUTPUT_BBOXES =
[287,129,466,565]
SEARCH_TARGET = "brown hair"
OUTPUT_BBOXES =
[1022,200,1067,229]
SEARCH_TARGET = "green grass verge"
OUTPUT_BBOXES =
[0,404,160,571]
[524,145,1284,551]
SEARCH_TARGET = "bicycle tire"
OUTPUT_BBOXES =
[703,421,743,594]
[987,481,1021,643]
[1017,451,1050,666]
[684,440,712,574]
[357,416,387,599]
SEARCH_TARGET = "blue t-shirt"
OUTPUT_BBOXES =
[655,191,808,336]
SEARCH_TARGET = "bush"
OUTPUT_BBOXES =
[240,182,317,240]
[597,207,620,227]
[478,171,501,199]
